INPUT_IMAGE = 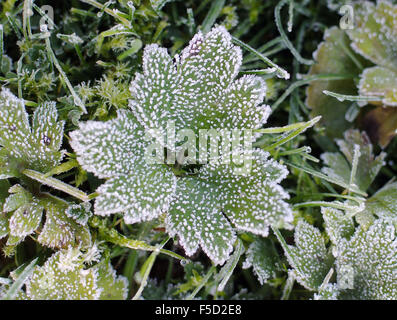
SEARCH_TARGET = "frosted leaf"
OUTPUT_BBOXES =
[26,249,100,300]
[72,28,292,265]
[70,110,176,224]
[347,1,397,70]
[70,110,148,179]
[336,219,397,299]
[321,129,386,192]
[9,200,43,238]
[2,186,41,240]
[313,283,339,300]
[95,262,128,300]
[65,203,92,226]
[361,182,397,222]
[95,164,176,224]
[322,207,354,246]
[306,27,361,138]
[0,182,90,254]
[4,235,24,256]
[3,185,32,213]
[0,214,8,239]
[347,1,397,107]
[282,220,333,291]
[320,152,350,186]
[359,67,397,106]
[38,201,91,249]
[129,26,269,147]
[199,149,292,235]
[166,177,236,265]
[242,237,281,285]
[0,89,64,176]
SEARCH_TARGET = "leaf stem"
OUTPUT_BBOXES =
[186,265,216,300]
[275,0,313,65]
[97,224,186,261]
[322,90,383,102]
[22,169,90,202]
[42,29,87,114]
[272,73,355,111]
[232,36,290,80]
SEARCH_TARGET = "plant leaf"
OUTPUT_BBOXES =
[0,89,64,175]
[129,26,269,143]
[166,177,236,265]
[95,261,129,300]
[322,207,354,246]
[26,249,100,300]
[306,27,361,138]
[242,237,281,285]
[336,219,397,299]
[321,129,385,192]
[280,220,333,291]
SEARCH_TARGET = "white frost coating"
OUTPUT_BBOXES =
[281,220,332,291]
[242,238,280,285]
[25,248,128,300]
[129,25,268,149]
[0,89,65,175]
[72,26,293,265]
[321,129,385,192]
[346,1,397,107]
[336,219,397,299]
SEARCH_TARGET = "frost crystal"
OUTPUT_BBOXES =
[361,182,397,222]
[280,220,333,291]
[336,220,397,299]
[321,129,385,192]
[26,248,128,300]
[71,26,292,265]
[348,1,397,106]
[129,25,270,149]
[242,237,281,285]
[0,88,64,177]
[0,184,91,255]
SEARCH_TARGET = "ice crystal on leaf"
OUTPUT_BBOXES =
[242,237,281,285]
[348,1,397,106]
[322,207,354,246]
[71,26,292,265]
[335,219,397,300]
[0,184,91,256]
[283,210,397,299]
[356,182,397,228]
[321,129,385,192]
[25,248,128,300]
[69,110,177,225]
[313,283,339,300]
[129,26,270,150]
[279,220,333,291]
[0,88,64,178]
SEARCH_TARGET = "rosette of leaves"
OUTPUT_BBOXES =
[23,247,128,300]
[307,0,397,147]
[0,88,90,255]
[70,26,293,265]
